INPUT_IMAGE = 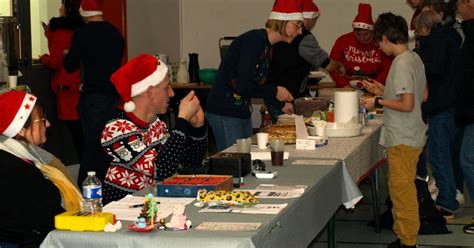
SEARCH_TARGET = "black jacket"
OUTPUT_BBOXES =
[206,29,277,119]
[416,24,462,118]
[0,151,64,247]
[48,16,84,32]
[265,29,330,110]
[63,21,125,96]
[456,19,474,126]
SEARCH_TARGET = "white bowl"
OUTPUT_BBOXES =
[325,122,362,137]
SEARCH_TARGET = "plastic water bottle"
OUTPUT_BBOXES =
[359,106,369,126]
[82,171,102,213]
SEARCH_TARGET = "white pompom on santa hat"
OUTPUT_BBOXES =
[352,3,374,30]
[80,0,103,17]
[268,0,304,21]
[303,0,320,19]
[0,91,37,138]
[111,53,168,112]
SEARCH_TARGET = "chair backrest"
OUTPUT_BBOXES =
[219,37,236,61]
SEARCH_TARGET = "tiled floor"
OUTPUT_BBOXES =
[309,165,474,248]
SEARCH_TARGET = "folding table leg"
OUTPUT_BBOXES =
[370,168,381,233]
[327,215,336,248]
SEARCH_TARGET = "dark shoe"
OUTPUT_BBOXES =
[464,224,474,234]
[388,239,417,248]
[436,206,455,220]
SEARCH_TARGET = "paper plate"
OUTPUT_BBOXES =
[325,123,362,138]
[128,224,156,232]
[308,71,326,79]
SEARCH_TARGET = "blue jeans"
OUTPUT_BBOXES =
[453,127,465,193]
[460,124,474,201]
[0,242,18,248]
[427,111,459,212]
[205,112,253,152]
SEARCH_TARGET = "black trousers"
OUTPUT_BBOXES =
[76,93,118,185]
[65,120,84,162]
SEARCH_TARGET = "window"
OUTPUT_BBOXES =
[0,0,13,16]
[30,0,59,61]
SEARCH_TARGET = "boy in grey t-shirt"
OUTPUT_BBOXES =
[362,13,427,248]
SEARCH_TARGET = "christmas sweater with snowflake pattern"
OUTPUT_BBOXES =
[100,111,206,204]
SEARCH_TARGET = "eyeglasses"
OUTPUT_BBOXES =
[289,21,303,29]
[32,116,47,124]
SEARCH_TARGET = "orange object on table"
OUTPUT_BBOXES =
[327,111,335,122]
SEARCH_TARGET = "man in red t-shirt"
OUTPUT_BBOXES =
[329,3,392,88]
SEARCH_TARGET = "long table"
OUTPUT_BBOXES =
[42,160,349,248]
[41,121,384,248]
[225,119,384,184]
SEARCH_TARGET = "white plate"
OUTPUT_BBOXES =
[308,71,326,79]
[325,123,362,137]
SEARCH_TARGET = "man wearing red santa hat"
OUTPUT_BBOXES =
[63,0,125,185]
[100,54,206,204]
[329,3,392,88]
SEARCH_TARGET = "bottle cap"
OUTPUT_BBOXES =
[87,171,96,176]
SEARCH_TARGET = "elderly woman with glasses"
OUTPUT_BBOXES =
[0,91,82,247]
[206,0,303,151]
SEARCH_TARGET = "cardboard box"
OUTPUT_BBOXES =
[156,175,233,197]
[55,211,115,231]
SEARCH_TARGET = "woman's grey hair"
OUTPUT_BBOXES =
[414,10,443,33]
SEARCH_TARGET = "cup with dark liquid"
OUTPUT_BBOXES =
[270,139,285,166]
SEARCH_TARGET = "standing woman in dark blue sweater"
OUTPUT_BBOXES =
[206,0,303,151]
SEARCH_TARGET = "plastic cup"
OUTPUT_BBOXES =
[256,133,269,149]
[157,54,168,64]
[8,75,17,88]
[269,139,285,152]
[316,126,326,137]
[236,138,251,153]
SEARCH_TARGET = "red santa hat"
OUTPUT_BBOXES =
[303,0,320,19]
[352,3,374,30]
[268,0,304,21]
[111,53,168,112]
[0,91,37,138]
[80,0,103,17]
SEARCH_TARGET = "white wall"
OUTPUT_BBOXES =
[126,0,180,63]
[127,1,414,67]
[180,0,414,68]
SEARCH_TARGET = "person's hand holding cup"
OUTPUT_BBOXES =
[178,91,200,121]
